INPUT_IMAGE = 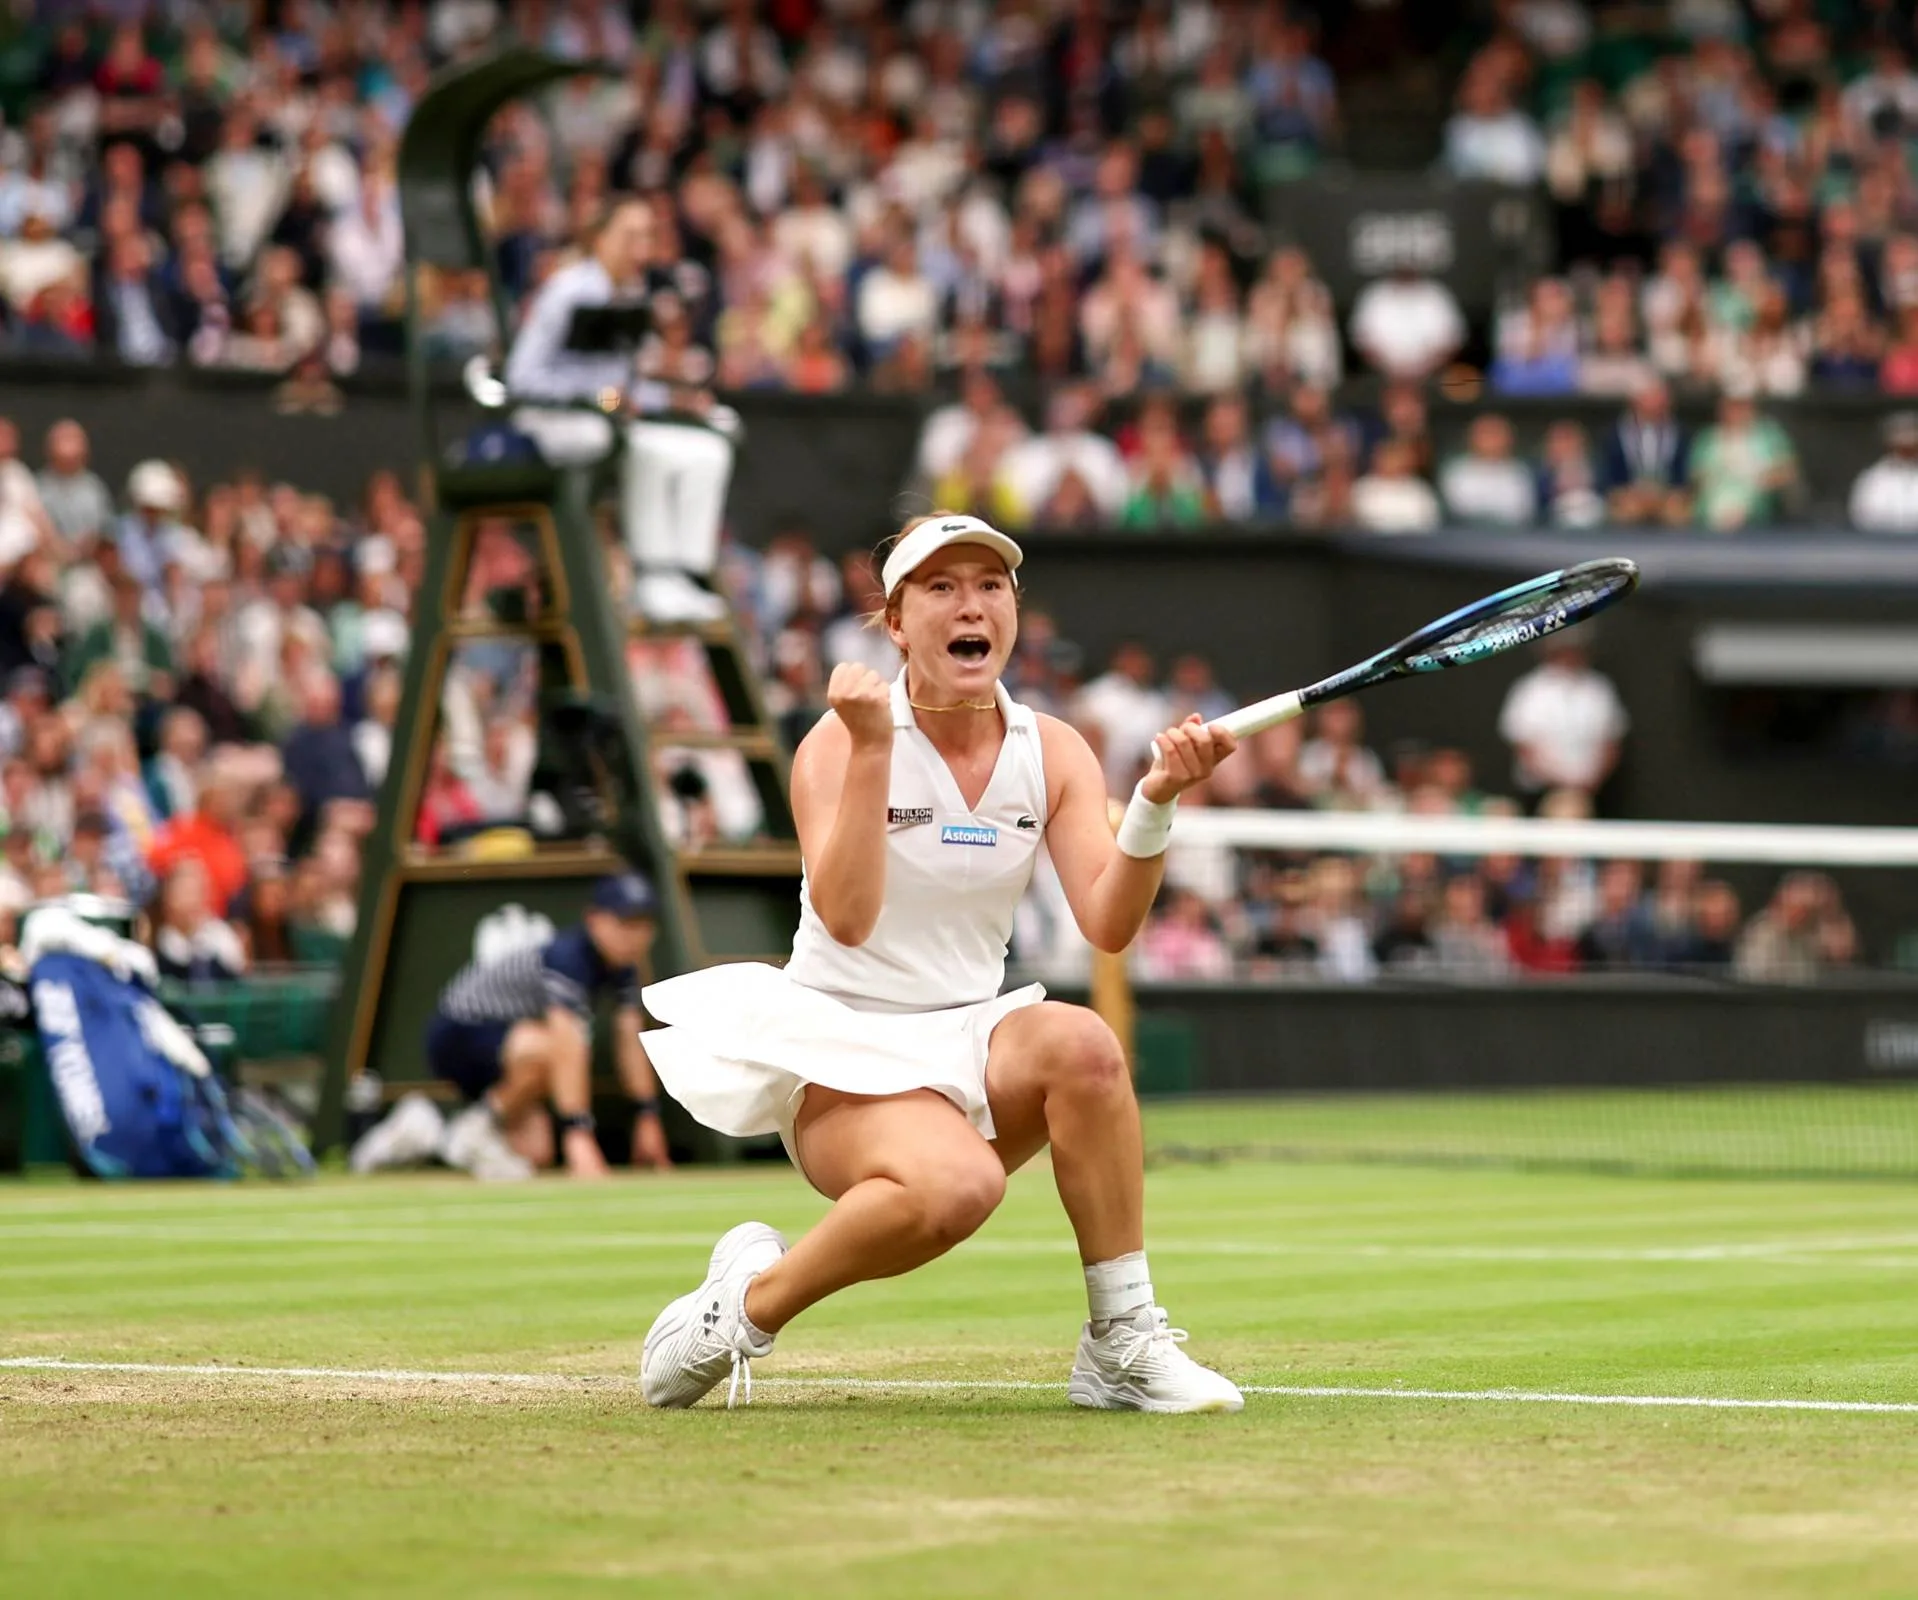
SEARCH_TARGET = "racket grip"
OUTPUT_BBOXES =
[1213,691,1305,741]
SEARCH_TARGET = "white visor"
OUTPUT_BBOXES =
[881,514,1024,599]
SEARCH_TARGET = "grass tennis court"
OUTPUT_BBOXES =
[1142,1085,1918,1178]
[4,1157,1918,1598]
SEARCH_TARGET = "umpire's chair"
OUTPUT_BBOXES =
[314,48,800,1159]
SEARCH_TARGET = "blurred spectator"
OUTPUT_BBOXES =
[1243,247,1341,393]
[0,418,48,567]
[1165,655,1233,726]
[1536,420,1605,529]
[1439,414,1537,528]
[857,231,938,361]
[1600,378,1692,526]
[1575,860,1660,970]
[999,384,1127,522]
[1350,268,1466,382]
[1298,700,1387,811]
[1074,643,1169,795]
[1849,412,1918,533]
[150,857,247,985]
[1684,879,1744,968]
[1735,873,1858,984]
[1426,873,1514,978]
[1371,380,1436,479]
[1579,276,1657,397]
[1119,396,1206,528]
[1688,390,1799,532]
[1807,286,1883,391]
[352,666,402,793]
[1714,282,1807,398]
[1257,383,1352,516]
[66,569,173,700]
[36,420,112,546]
[145,707,206,823]
[931,403,1025,528]
[115,459,191,591]
[915,368,1020,486]
[0,205,85,328]
[1137,886,1233,981]
[1497,638,1628,804]
[1196,395,1263,521]
[820,553,897,678]
[1304,856,1376,983]
[148,758,248,916]
[1351,439,1440,534]
[1445,65,1545,186]
[280,667,374,828]
[1491,279,1580,396]
[94,231,172,367]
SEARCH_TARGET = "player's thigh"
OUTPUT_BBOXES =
[500,1018,554,1076]
[984,1001,1130,1174]
[792,1085,1004,1208]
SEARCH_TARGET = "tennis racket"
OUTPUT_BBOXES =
[1208,557,1640,742]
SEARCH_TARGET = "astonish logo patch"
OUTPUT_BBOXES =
[941,824,998,847]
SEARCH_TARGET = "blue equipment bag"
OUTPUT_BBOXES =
[22,906,313,1180]
[31,950,238,1179]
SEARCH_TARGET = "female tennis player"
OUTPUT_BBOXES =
[638,512,1243,1411]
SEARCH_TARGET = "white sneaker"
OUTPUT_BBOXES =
[349,1092,447,1174]
[438,1104,535,1182]
[634,570,729,624]
[1067,1306,1245,1414]
[641,1221,787,1409]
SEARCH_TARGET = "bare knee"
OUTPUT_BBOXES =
[501,1020,553,1075]
[1030,1004,1129,1098]
[899,1154,1006,1250]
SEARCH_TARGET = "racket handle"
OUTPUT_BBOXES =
[1213,690,1306,741]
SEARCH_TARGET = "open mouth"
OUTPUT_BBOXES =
[948,635,991,662]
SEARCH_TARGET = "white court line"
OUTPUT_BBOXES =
[2,1221,1917,1266]
[2,1358,1914,1415]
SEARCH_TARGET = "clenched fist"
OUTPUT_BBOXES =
[1142,714,1237,803]
[829,662,894,751]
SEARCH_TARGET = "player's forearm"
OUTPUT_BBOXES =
[806,746,892,945]
[544,1007,593,1115]
[1081,848,1168,954]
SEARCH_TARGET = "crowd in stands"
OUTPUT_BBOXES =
[10,4,1918,530]
[1096,637,1867,988]
[0,0,1341,393]
[0,400,1881,991]
[0,413,414,982]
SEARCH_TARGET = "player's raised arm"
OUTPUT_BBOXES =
[789,662,895,946]
[1038,712,1237,953]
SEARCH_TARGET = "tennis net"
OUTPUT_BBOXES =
[1032,810,1918,1179]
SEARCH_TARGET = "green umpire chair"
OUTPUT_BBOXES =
[314,48,799,1159]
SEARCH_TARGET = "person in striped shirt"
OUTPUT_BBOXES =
[354,873,670,1181]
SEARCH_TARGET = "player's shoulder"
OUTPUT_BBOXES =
[1034,711,1100,775]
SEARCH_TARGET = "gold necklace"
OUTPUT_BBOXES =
[908,697,996,713]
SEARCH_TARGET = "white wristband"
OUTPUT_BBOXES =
[1115,782,1177,859]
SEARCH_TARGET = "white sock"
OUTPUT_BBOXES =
[1085,1251,1154,1333]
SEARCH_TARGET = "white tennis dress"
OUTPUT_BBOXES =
[641,670,1049,1162]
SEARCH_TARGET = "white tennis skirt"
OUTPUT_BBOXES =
[640,963,1047,1160]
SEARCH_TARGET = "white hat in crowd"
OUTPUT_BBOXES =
[127,459,186,513]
